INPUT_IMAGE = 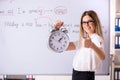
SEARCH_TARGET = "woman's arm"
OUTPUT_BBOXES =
[66,42,76,51]
[91,42,105,61]
[84,35,105,61]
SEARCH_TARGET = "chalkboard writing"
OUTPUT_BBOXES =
[0,0,109,75]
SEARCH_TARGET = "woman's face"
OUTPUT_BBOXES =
[82,15,95,36]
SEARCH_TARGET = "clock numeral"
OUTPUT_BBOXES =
[64,37,66,40]
[56,48,58,50]
[49,40,52,42]
[64,41,67,43]
[63,44,65,47]
[57,33,60,36]
[50,43,53,46]
[53,46,55,48]
[52,36,54,39]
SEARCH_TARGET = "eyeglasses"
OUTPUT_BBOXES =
[82,20,94,25]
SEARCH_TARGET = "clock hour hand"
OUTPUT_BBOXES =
[58,37,63,42]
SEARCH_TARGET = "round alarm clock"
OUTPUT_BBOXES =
[48,28,69,53]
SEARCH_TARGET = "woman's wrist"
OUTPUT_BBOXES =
[90,42,94,48]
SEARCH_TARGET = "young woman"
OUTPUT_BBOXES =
[53,10,105,80]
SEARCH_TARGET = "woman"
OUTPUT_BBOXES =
[54,10,105,80]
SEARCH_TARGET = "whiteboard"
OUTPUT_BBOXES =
[0,0,110,75]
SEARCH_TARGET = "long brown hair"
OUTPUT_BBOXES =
[80,10,103,38]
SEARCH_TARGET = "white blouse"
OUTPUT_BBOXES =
[73,33,104,72]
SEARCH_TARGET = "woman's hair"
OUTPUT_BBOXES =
[80,10,103,38]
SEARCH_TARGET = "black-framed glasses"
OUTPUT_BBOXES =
[82,20,94,25]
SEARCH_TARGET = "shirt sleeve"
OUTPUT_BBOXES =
[93,36,104,49]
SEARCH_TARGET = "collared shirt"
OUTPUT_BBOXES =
[73,33,104,71]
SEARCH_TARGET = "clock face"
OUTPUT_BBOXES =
[49,30,69,53]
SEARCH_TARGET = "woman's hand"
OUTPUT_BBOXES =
[83,34,93,48]
[53,20,64,30]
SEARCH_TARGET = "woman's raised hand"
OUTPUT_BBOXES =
[83,34,93,48]
[53,20,64,30]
